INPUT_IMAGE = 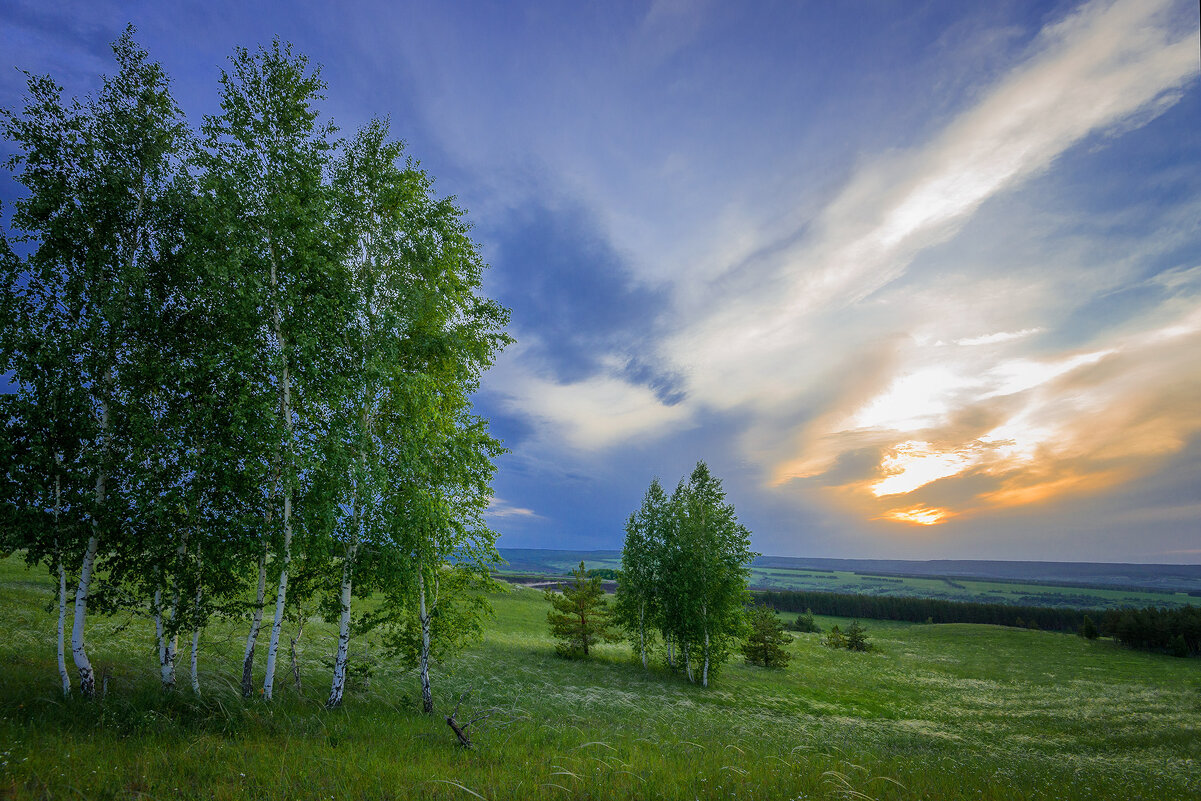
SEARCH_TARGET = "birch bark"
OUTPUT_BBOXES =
[263,252,294,701]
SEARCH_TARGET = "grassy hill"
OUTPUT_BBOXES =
[1,554,1198,800]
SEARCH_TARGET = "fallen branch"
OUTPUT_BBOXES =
[445,691,501,748]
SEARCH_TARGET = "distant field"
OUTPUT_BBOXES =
[2,554,1199,800]
[498,548,1201,609]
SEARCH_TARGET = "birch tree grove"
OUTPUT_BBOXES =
[1,29,510,706]
[617,463,757,686]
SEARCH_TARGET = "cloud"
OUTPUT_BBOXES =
[487,344,696,452]
[668,0,1198,406]
[642,0,1199,524]
[486,199,678,394]
[796,300,1201,524]
[485,497,544,521]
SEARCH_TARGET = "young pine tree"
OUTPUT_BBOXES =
[845,619,870,652]
[742,603,792,668]
[793,608,821,633]
[546,562,619,658]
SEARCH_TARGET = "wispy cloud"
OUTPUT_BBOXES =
[485,497,545,521]
[502,0,1201,532]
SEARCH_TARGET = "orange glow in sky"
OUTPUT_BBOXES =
[882,506,952,526]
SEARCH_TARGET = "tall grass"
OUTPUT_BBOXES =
[1,557,1198,800]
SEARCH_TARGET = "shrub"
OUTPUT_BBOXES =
[822,625,846,649]
[792,609,821,633]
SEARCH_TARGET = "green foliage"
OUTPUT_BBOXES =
[652,463,758,685]
[1,29,511,704]
[1079,615,1099,640]
[792,608,821,633]
[844,619,870,652]
[587,568,620,580]
[741,603,792,668]
[756,588,1100,632]
[822,625,846,649]
[546,562,619,658]
[1169,634,1188,658]
[614,479,670,667]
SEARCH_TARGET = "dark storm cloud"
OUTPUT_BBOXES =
[487,200,684,403]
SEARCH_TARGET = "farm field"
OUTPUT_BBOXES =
[497,549,1199,609]
[1,555,1199,800]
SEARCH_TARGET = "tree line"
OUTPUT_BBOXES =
[757,590,1199,657]
[610,462,758,686]
[0,29,511,709]
[1097,606,1200,657]
[755,589,1090,631]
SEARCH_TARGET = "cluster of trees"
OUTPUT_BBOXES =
[822,620,870,652]
[0,30,511,709]
[613,463,758,687]
[756,590,1090,632]
[1096,606,1200,657]
[760,591,1198,659]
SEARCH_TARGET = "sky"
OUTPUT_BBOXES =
[2,0,1199,563]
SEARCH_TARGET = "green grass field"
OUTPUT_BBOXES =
[1,554,1198,800]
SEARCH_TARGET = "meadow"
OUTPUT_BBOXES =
[1,555,1198,801]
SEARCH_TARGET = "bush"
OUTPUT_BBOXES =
[792,609,821,633]
[822,626,846,649]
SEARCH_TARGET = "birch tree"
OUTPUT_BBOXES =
[366,156,511,713]
[672,462,757,687]
[201,40,344,700]
[0,28,190,697]
[615,478,668,669]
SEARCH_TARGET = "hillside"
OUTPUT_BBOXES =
[2,554,1198,800]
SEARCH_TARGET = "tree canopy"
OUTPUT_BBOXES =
[0,27,511,709]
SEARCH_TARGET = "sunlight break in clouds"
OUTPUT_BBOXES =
[672,0,1198,408]
[490,0,1200,538]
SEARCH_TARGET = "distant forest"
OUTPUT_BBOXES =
[756,590,1200,657]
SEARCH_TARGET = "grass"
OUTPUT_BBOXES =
[1,554,1199,800]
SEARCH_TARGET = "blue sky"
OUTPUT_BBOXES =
[3,0,1199,562]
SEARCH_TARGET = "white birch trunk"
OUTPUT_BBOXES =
[71,532,99,697]
[684,642,693,683]
[702,626,710,688]
[190,625,201,694]
[54,469,70,696]
[241,541,268,696]
[638,604,647,669]
[326,544,356,708]
[56,554,71,696]
[154,587,166,677]
[419,568,434,714]
[262,490,290,700]
[160,535,188,690]
[262,254,293,701]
